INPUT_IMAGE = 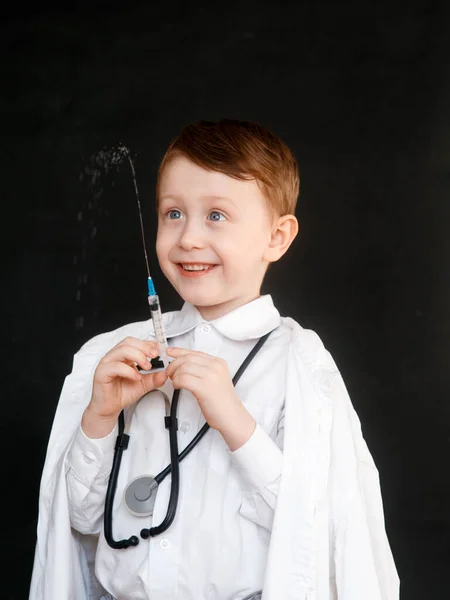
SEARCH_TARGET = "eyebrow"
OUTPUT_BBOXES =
[159,194,237,206]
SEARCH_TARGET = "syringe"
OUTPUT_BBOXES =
[117,144,170,369]
[147,277,169,368]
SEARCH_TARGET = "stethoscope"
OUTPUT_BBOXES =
[104,330,274,550]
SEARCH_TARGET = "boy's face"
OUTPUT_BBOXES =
[156,156,278,320]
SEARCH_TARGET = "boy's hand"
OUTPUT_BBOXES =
[165,347,256,451]
[82,337,168,438]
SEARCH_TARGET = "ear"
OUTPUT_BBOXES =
[264,214,299,263]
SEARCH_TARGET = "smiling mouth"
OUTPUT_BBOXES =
[176,263,218,277]
[180,263,216,271]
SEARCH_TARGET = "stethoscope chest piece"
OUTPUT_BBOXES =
[124,475,159,517]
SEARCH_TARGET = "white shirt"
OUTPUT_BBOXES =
[66,295,289,600]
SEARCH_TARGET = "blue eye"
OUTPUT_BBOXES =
[208,211,226,222]
[167,209,182,220]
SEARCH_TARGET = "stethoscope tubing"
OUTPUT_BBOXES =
[104,329,274,549]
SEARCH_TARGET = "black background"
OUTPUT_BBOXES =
[3,1,449,598]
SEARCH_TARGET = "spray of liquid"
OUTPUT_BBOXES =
[79,143,152,282]
[76,145,150,329]
[79,145,169,365]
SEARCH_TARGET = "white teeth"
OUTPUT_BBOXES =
[181,264,214,271]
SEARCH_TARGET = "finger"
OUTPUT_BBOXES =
[167,360,210,380]
[165,353,212,378]
[103,345,158,370]
[103,346,154,370]
[97,361,142,383]
[171,371,202,391]
[116,337,160,356]
[166,347,210,359]
[140,370,168,393]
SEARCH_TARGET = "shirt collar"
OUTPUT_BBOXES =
[158,294,281,342]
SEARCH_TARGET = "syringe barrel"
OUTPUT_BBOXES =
[148,294,169,368]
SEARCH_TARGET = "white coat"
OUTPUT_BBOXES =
[29,304,399,600]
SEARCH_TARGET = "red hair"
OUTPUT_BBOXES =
[156,119,299,216]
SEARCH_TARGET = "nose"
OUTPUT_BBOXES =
[177,219,207,251]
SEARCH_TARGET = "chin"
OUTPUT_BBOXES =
[176,288,227,308]
[182,294,223,307]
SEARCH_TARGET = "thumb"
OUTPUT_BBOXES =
[140,369,168,393]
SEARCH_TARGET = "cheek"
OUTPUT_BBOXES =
[219,236,265,276]
[226,227,268,259]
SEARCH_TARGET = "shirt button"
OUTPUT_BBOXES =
[160,538,170,550]
[201,323,211,334]
[180,421,191,433]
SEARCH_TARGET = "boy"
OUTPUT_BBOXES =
[29,119,399,600]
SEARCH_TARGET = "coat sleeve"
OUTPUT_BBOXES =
[260,321,399,600]
[29,337,112,600]
[329,374,400,600]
